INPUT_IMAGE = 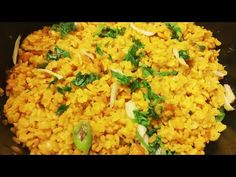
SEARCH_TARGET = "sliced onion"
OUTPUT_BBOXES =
[125,100,137,119]
[137,124,147,138]
[173,48,188,67]
[130,23,156,37]
[214,71,227,78]
[109,82,118,108]
[12,35,21,65]
[38,69,63,80]
[224,84,235,104]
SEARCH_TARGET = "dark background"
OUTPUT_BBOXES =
[0,22,235,155]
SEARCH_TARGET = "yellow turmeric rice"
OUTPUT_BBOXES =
[4,22,235,155]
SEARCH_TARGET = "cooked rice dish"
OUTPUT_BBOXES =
[4,22,236,155]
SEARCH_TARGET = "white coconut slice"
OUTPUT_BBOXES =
[38,69,63,80]
[155,147,166,155]
[224,84,236,104]
[109,82,118,108]
[137,124,147,138]
[224,95,235,111]
[173,48,189,67]
[125,100,137,119]
[111,68,123,74]
[12,35,21,65]
[214,71,227,78]
[130,23,156,37]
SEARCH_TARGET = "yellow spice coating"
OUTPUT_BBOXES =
[4,22,227,155]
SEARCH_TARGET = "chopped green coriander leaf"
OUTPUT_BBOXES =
[55,46,71,58]
[178,50,190,60]
[51,22,76,38]
[142,65,154,78]
[96,26,126,38]
[148,136,162,154]
[72,72,99,87]
[215,106,225,122]
[147,105,159,119]
[56,104,69,116]
[111,70,132,85]
[130,79,141,92]
[108,54,113,61]
[146,127,157,137]
[124,38,144,67]
[56,86,72,94]
[96,45,104,56]
[165,22,182,41]
[48,77,58,88]
[47,46,71,61]
[133,110,150,127]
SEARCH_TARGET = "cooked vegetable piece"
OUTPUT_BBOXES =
[73,120,92,154]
